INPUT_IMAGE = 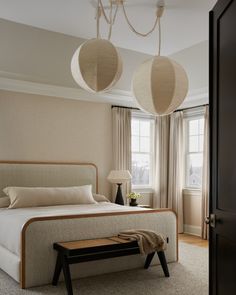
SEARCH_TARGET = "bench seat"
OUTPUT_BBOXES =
[52,236,170,295]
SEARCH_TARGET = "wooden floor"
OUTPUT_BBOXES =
[179,233,208,248]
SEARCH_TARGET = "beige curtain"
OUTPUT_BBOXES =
[201,106,209,239]
[153,115,170,208]
[153,112,184,233]
[167,111,184,233]
[112,107,131,202]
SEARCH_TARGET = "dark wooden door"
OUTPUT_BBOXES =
[210,0,236,294]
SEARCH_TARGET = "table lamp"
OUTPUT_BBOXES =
[107,170,132,205]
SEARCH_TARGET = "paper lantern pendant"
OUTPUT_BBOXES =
[71,38,123,93]
[132,56,189,115]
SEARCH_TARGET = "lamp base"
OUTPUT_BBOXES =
[115,183,124,205]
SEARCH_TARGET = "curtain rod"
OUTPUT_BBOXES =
[111,104,208,112]
[174,104,209,113]
[111,105,139,110]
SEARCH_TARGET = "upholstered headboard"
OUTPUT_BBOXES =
[0,161,98,197]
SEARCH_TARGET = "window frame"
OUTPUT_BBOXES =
[184,108,205,191]
[131,111,155,191]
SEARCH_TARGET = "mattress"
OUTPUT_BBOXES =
[0,202,145,256]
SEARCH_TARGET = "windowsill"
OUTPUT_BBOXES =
[132,187,154,194]
[183,188,202,196]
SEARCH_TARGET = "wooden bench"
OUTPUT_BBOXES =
[52,236,170,295]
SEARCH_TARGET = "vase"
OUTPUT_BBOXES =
[130,198,138,206]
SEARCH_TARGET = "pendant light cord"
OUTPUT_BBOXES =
[96,4,101,38]
[121,2,159,37]
[98,0,119,25]
[96,0,119,40]
[108,1,119,40]
[96,0,163,55]
[158,17,161,56]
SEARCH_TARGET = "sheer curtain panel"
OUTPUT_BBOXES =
[153,115,170,208]
[153,112,184,233]
[168,111,184,233]
[112,107,132,201]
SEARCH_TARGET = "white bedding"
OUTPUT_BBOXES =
[0,202,146,256]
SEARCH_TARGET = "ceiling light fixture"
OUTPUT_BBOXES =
[71,0,188,115]
[71,1,122,93]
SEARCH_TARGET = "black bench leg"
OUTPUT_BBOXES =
[52,253,62,286]
[62,255,74,295]
[144,252,155,269]
[157,251,170,277]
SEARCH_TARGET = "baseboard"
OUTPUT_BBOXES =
[184,224,201,237]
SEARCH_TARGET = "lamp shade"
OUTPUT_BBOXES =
[71,38,123,93]
[132,56,188,115]
[107,170,132,184]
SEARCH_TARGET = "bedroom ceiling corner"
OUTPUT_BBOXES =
[0,0,217,55]
[0,0,216,108]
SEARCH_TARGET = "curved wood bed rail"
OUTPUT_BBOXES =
[20,209,178,288]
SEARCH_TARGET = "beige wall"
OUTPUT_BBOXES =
[183,190,202,236]
[0,18,151,91]
[0,90,113,197]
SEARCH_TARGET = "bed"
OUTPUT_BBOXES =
[0,161,177,289]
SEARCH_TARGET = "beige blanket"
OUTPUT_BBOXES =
[118,229,167,255]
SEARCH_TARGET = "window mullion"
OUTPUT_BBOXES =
[131,115,154,188]
[184,115,205,189]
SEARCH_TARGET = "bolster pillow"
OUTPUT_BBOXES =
[3,185,97,209]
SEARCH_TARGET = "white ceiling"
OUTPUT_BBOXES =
[0,0,216,55]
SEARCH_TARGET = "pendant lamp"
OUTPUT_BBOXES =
[71,38,122,93]
[132,7,188,116]
[71,2,122,93]
[71,0,188,113]
[132,56,188,115]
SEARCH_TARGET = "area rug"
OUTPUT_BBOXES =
[0,242,208,295]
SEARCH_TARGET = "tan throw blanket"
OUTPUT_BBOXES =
[118,229,167,255]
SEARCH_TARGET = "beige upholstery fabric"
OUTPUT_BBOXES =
[0,204,177,287]
[24,210,177,287]
[0,163,97,194]
[0,203,146,256]
[71,38,122,93]
[93,193,110,203]
[0,244,20,282]
[4,185,97,209]
[0,196,10,208]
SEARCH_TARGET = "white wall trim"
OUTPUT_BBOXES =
[0,71,208,109]
[184,224,201,237]
[179,87,208,109]
[0,76,135,107]
[187,87,209,100]
[183,188,202,197]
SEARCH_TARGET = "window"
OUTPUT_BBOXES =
[185,114,204,189]
[131,114,154,189]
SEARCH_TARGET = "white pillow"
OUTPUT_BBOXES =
[3,185,97,209]
[0,197,10,208]
[93,193,110,203]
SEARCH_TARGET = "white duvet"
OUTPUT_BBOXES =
[0,202,145,256]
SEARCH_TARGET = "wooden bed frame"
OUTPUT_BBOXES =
[0,161,178,289]
[21,208,178,288]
